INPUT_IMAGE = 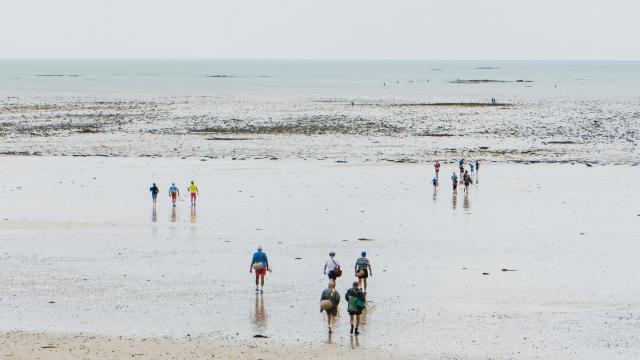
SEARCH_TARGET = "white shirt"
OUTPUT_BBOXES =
[326,257,340,272]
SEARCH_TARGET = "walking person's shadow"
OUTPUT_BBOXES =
[190,205,197,223]
[171,206,177,222]
[251,293,268,334]
[152,206,157,222]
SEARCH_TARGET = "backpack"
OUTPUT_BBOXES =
[331,258,342,277]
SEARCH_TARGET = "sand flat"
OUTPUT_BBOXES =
[0,156,639,359]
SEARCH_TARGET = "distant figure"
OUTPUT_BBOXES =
[324,251,342,285]
[469,162,475,179]
[451,172,459,193]
[320,282,340,333]
[187,180,199,205]
[475,160,480,184]
[434,160,441,179]
[355,251,372,293]
[168,183,180,206]
[149,183,159,206]
[491,97,497,104]
[432,176,438,189]
[463,171,472,193]
[458,158,464,176]
[345,281,366,335]
[250,246,270,293]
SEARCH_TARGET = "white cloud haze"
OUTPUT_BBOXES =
[1,0,638,59]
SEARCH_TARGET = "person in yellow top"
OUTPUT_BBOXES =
[187,180,199,205]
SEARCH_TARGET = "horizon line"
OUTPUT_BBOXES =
[1,57,639,62]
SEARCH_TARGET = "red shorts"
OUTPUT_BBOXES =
[190,192,197,200]
[255,268,267,276]
[171,192,177,200]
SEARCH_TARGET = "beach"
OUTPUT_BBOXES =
[1,60,639,165]
[1,156,639,359]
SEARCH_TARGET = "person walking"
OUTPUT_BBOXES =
[451,172,458,194]
[463,171,472,193]
[475,160,480,184]
[469,162,475,181]
[432,176,438,189]
[149,183,159,206]
[458,158,464,176]
[187,180,199,205]
[345,281,366,335]
[323,251,342,285]
[249,245,270,293]
[320,282,340,333]
[355,251,372,293]
[434,160,441,179]
[168,183,180,206]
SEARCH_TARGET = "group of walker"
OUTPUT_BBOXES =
[250,247,373,336]
[432,159,480,194]
[149,181,200,207]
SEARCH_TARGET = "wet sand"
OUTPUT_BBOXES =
[0,332,415,360]
[0,156,639,359]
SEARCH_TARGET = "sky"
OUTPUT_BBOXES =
[1,0,638,60]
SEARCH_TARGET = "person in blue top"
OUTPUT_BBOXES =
[149,183,159,206]
[458,158,464,177]
[168,183,179,206]
[249,246,270,293]
[432,176,438,189]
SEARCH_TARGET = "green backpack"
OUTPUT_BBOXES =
[348,292,366,312]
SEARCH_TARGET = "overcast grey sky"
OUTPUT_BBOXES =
[1,0,638,59]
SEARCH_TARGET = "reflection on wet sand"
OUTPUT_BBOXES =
[171,206,177,222]
[251,294,267,333]
[190,205,197,223]
[350,334,360,348]
[452,193,457,210]
[152,206,157,222]
[463,193,470,210]
[432,188,437,202]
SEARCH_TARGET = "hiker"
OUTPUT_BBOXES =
[355,251,372,293]
[451,172,458,194]
[168,183,180,206]
[323,251,342,285]
[249,246,270,293]
[187,180,199,205]
[434,160,441,179]
[149,183,159,206]
[463,171,472,193]
[345,281,366,335]
[320,281,340,333]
